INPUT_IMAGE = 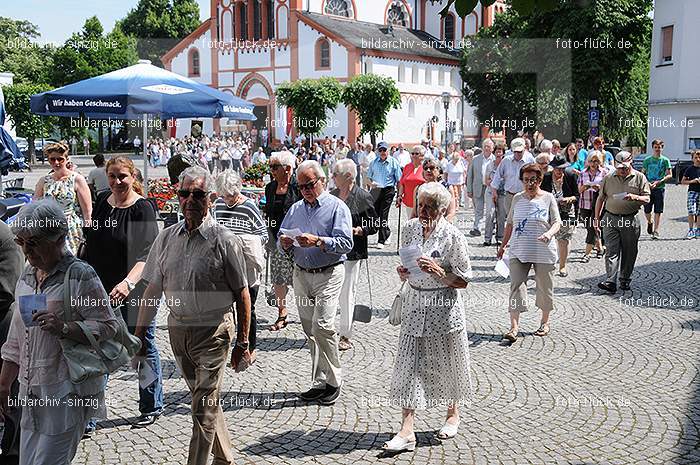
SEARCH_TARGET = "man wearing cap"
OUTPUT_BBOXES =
[594,151,651,292]
[367,141,402,249]
[490,138,536,216]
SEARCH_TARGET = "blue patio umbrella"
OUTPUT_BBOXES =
[30,60,256,187]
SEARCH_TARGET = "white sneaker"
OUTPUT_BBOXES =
[375,243,384,249]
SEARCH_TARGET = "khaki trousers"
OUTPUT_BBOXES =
[168,313,234,465]
[293,264,345,388]
[508,258,555,313]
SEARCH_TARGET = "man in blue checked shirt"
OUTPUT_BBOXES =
[278,160,353,406]
[367,141,402,249]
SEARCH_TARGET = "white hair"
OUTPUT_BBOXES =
[215,170,243,197]
[297,160,326,180]
[333,158,357,181]
[463,149,474,158]
[482,138,495,149]
[539,139,553,153]
[269,150,296,169]
[179,166,213,191]
[535,152,552,164]
[10,198,68,242]
[417,182,451,211]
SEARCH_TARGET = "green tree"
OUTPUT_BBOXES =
[116,0,201,67]
[3,83,55,164]
[0,17,55,85]
[439,0,576,18]
[460,0,652,144]
[277,78,343,146]
[341,74,401,147]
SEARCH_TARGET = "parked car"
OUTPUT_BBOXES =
[20,139,59,163]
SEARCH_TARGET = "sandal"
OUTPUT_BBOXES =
[502,329,518,343]
[436,419,460,439]
[534,323,550,337]
[581,254,590,263]
[382,433,416,452]
[596,247,605,258]
[268,315,288,331]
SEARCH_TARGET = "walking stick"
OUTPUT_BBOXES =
[396,201,402,254]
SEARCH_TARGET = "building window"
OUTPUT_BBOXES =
[412,65,418,84]
[408,99,415,118]
[398,63,405,82]
[325,0,353,18]
[254,0,262,40]
[438,69,445,85]
[188,49,200,77]
[434,100,441,117]
[316,38,331,69]
[240,3,248,40]
[267,0,275,39]
[387,1,409,27]
[444,13,455,45]
[661,25,673,63]
[365,59,373,74]
[425,67,432,85]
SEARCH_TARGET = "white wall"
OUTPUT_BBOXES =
[297,22,348,78]
[170,29,213,85]
[647,104,700,160]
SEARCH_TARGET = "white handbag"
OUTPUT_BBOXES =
[389,282,405,326]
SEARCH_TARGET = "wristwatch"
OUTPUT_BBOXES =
[124,278,136,292]
[315,238,323,247]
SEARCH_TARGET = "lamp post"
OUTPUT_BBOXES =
[442,91,450,154]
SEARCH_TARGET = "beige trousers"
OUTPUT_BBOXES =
[293,265,345,388]
[508,258,555,313]
[168,313,234,465]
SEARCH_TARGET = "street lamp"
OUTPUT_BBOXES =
[442,91,450,154]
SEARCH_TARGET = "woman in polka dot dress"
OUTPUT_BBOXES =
[383,182,473,452]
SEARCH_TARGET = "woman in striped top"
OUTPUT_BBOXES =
[497,163,561,342]
[213,171,267,359]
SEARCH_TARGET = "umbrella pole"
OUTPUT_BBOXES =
[143,113,148,194]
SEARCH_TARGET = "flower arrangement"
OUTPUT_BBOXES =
[147,177,178,210]
[242,162,269,187]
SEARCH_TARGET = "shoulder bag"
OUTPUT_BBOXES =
[388,282,405,326]
[60,261,142,384]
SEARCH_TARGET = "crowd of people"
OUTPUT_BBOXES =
[0,129,697,464]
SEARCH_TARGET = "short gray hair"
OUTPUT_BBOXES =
[10,198,68,242]
[417,182,451,211]
[412,145,425,155]
[482,138,495,149]
[333,158,357,181]
[269,151,296,169]
[215,170,243,197]
[539,139,553,153]
[535,152,552,164]
[297,160,326,180]
[179,166,212,191]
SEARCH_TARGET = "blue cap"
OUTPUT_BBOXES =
[377,141,389,150]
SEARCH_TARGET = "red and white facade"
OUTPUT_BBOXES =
[162,0,506,146]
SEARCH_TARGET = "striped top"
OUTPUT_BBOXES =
[506,192,561,264]
[578,167,607,210]
[212,197,268,245]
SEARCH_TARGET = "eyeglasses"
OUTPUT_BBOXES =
[378,148,388,152]
[523,176,539,184]
[298,178,320,191]
[13,237,40,248]
[269,164,282,170]
[412,151,422,155]
[423,165,438,171]
[177,189,208,200]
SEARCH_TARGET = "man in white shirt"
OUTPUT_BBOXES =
[133,135,141,156]
[490,137,536,214]
[392,143,411,168]
[231,142,244,173]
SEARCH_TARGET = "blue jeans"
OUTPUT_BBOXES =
[87,315,163,430]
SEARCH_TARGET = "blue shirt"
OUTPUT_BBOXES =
[367,155,402,188]
[277,192,353,268]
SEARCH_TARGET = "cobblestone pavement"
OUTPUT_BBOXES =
[37,167,696,465]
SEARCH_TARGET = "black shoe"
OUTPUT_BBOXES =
[131,412,161,429]
[298,386,327,402]
[483,240,492,246]
[647,222,653,234]
[469,229,481,236]
[82,425,95,439]
[619,282,631,291]
[597,281,617,293]
[318,383,342,405]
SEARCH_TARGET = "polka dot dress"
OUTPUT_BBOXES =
[389,217,474,410]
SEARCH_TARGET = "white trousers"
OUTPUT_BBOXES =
[338,260,362,338]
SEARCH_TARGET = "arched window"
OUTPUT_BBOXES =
[325,0,353,18]
[188,49,200,77]
[316,38,331,69]
[425,67,432,85]
[438,69,445,85]
[387,1,409,27]
[408,99,415,118]
[254,0,262,40]
[444,13,455,45]
[240,3,248,40]
[412,64,418,84]
[267,0,275,39]
[398,63,405,82]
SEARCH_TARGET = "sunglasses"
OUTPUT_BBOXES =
[378,148,388,152]
[177,189,208,200]
[423,165,438,171]
[48,156,66,163]
[523,177,539,184]
[298,178,320,191]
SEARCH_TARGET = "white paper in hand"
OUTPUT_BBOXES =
[279,228,304,247]
[495,250,510,278]
[137,359,158,389]
[399,245,426,278]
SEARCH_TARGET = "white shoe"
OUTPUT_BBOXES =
[436,419,460,439]
[382,433,416,452]
[375,243,384,249]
